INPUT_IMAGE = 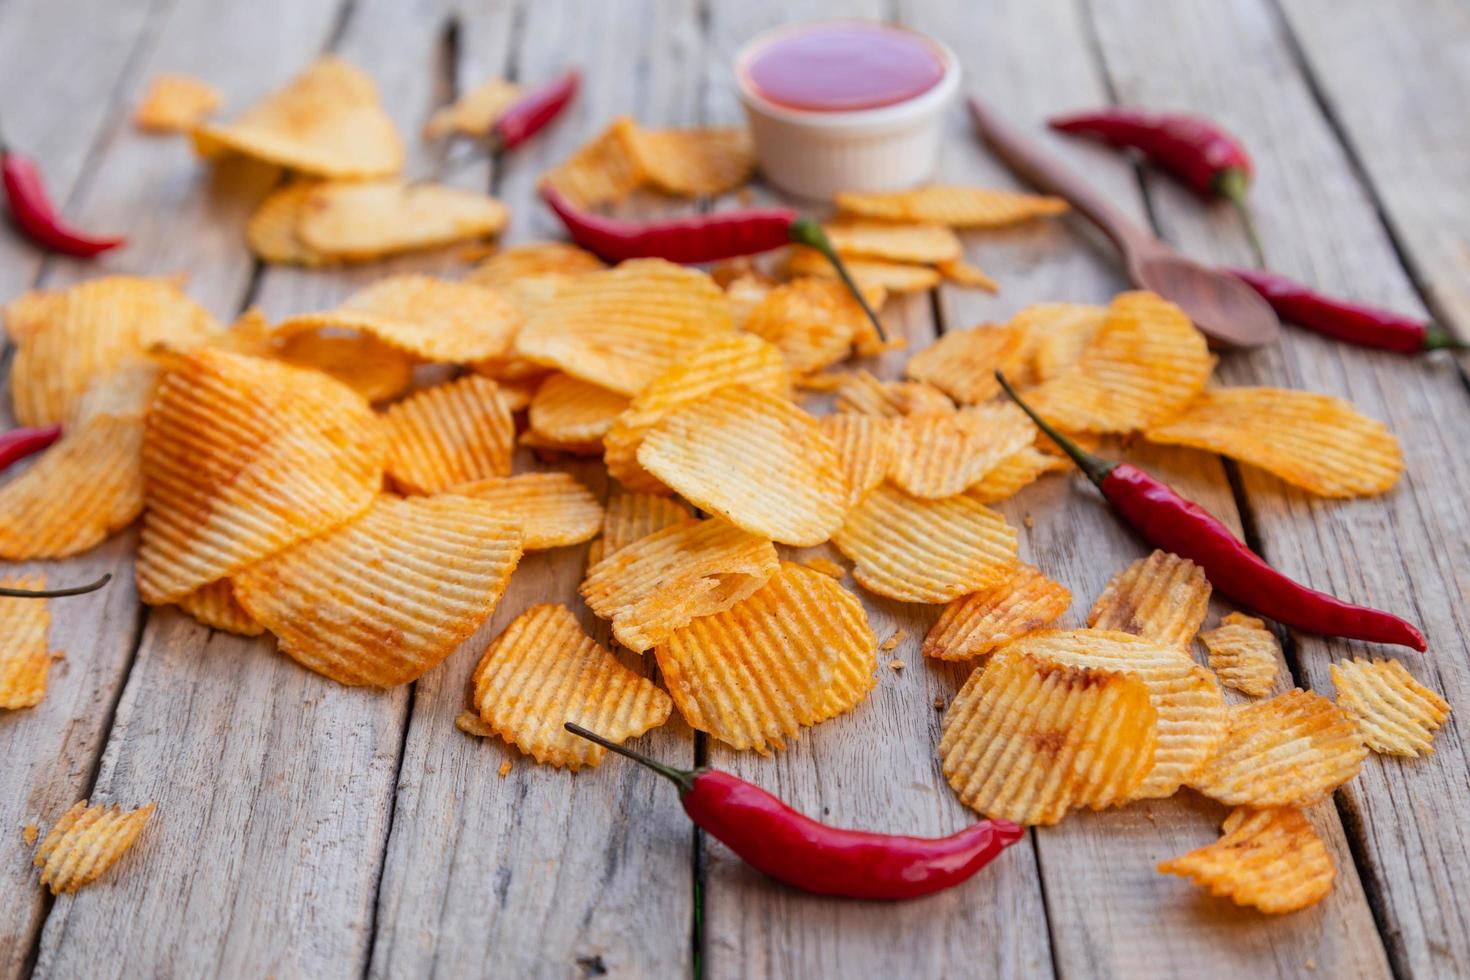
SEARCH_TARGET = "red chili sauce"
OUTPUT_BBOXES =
[743,21,945,112]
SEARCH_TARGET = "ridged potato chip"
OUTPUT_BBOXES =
[514,259,734,395]
[466,241,604,290]
[817,414,895,509]
[834,185,1068,227]
[585,492,692,568]
[905,323,1026,404]
[833,370,954,418]
[638,386,845,546]
[1143,387,1403,498]
[935,258,999,292]
[424,78,520,140]
[1087,550,1211,650]
[245,182,331,266]
[454,472,602,549]
[520,429,603,457]
[1331,658,1450,758]
[72,360,161,425]
[472,604,671,769]
[137,348,385,605]
[528,373,629,445]
[743,278,874,375]
[966,446,1067,504]
[275,329,415,403]
[1190,689,1366,806]
[940,649,1157,825]
[1200,613,1280,697]
[823,219,962,264]
[34,799,155,894]
[922,564,1072,661]
[801,556,847,579]
[723,272,774,330]
[540,117,646,208]
[0,576,52,709]
[832,485,1018,602]
[235,495,521,686]
[786,247,940,293]
[382,376,515,494]
[193,56,402,177]
[1011,303,1105,384]
[295,180,508,259]
[887,403,1035,499]
[655,562,873,752]
[175,580,262,637]
[581,517,779,652]
[1158,807,1335,914]
[135,74,220,133]
[626,124,755,197]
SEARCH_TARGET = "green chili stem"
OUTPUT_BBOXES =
[0,572,111,598]
[564,722,697,794]
[994,371,1115,487]
[787,218,888,344]
[1422,322,1468,352]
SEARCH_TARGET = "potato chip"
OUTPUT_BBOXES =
[514,259,734,395]
[193,56,402,177]
[922,564,1071,661]
[540,117,646,208]
[453,473,602,549]
[208,308,278,359]
[655,562,873,752]
[905,323,1026,404]
[1087,550,1211,650]
[1190,690,1367,806]
[1331,658,1450,758]
[0,576,51,709]
[585,492,692,568]
[1159,807,1335,914]
[935,258,999,292]
[1200,612,1280,697]
[175,580,263,637]
[137,348,386,605]
[135,74,221,133]
[581,517,779,652]
[466,241,605,291]
[295,180,508,259]
[626,124,755,197]
[966,446,1068,504]
[72,359,160,425]
[722,272,775,329]
[834,185,1069,227]
[638,386,845,546]
[743,278,875,375]
[1143,387,1403,498]
[472,354,555,384]
[817,414,895,509]
[423,78,521,139]
[1024,292,1212,433]
[274,329,415,403]
[518,428,603,458]
[832,485,1018,602]
[382,375,514,494]
[603,333,789,493]
[7,276,220,426]
[455,709,494,738]
[1005,628,1226,798]
[833,370,955,418]
[939,648,1156,825]
[246,181,332,266]
[528,373,629,445]
[472,604,671,769]
[1011,303,1105,384]
[801,556,847,580]
[887,403,1036,499]
[34,800,155,894]
[786,247,941,292]
[822,219,962,264]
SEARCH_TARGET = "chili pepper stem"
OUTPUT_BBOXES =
[994,371,1115,486]
[786,218,887,344]
[0,572,111,599]
[564,722,697,793]
[1422,322,1469,352]
[1214,169,1264,263]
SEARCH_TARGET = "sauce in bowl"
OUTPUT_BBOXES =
[742,21,946,113]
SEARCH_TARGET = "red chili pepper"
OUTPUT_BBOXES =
[492,70,580,151]
[566,723,1023,900]
[997,373,1426,652]
[1226,267,1464,354]
[0,130,123,258]
[0,572,111,599]
[0,423,61,472]
[540,184,887,342]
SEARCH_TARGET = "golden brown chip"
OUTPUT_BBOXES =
[207,309,278,359]
[455,709,494,737]
[472,604,671,769]
[528,373,629,445]
[832,485,1018,602]
[1087,550,1211,650]
[922,564,1071,661]
[137,348,386,605]
[743,278,874,375]
[817,414,895,509]
[518,429,604,457]
[581,517,779,653]
[834,185,1069,228]
[423,78,521,139]
[245,182,332,266]
[540,117,646,208]
[655,562,874,752]
[887,403,1035,499]
[965,447,1067,504]
[823,219,962,264]
[939,648,1156,825]
[295,180,508,259]
[0,576,52,709]
[1143,387,1403,498]
[34,800,155,894]
[800,556,847,579]
[1158,807,1335,914]
[274,329,415,403]
[905,323,1026,404]
[585,492,692,568]
[626,124,755,197]
[382,375,514,495]
[638,386,845,546]
[175,580,263,637]
[786,247,941,292]
[466,241,605,291]
[935,258,999,292]
[1190,689,1367,806]
[1011,303,1106,384]
[1200,612,1280,697]
[1331,658,1450,758]
[453,472,602,549]
[135,74,221,133]
[73,360,161,425]
[833,370,955,418]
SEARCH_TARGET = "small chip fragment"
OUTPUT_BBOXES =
[922,563,1071,661]
[905,323,1026,404]
[833,371,955,419]
[453,473,602,549]
[887,403,1035,499]
[786,247,941,293]
[585,492,692,569]
[424,78,521,139]
[881,630,906,652]
[1331,658,1450,758]
[528,373,629,446]
[34,800,155,894]
[1200,612,1280,697]
[0,576,52,709]
[1087,550,1211,650]
[834,185,1069,228]
[295,181,508,260]
[135,74,221,133]
[1159,807,1335,914]
[175,580,263,637]
[743,278,876,375]
[455,709,494,738]
[935,258,999,292]
[245,182,332,266]
[822,219,962,264]
[817,414,895,509]
[382,376,515,494]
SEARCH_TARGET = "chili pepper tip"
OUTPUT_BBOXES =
[0,571,111,599]
[564,722,697,792]
[994,371,1115,487]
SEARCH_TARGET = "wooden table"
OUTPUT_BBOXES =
[2,0,1466,976]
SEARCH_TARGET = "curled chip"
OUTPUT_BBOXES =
[1159,807,1335,915]
[540,117,647,208]
[1331,658,1450,758]
[1004,629,1226,798]
[424,78,521,140]
[0,576,52,709]
[1200,613,1280,698]
[922,564,1071,661]
[135,74,221,133]
[467,241,604,291]
[786,247,940,293]
[1011,303,1106,384]
[603,333,789,493]
[1143,387,1403,498]
[137,348,385,605]
[834,185,1068,227]
[832,485,1018,603]
[235,495,522,686]
[1087,550,1211,650]
[743,278,876,376]
[295,181,508,260]
[966,446,1067,504]
[246,182,331,266]
[833,370,954,418]
[817,414,895,509]
[656,562,873,752]
[1024,291,1212,434]
[581,517,779,652]
[626,124,755,198]
[529,373,629,445]
[34,799,155,894]
[472,604,671,769]
[277,275,520,363]
[175,580,263,637]
[192,56,402,177]
[887,403,1035,499]
[454,473,602,549]
[382,376,514,494]
[585,492,692,568]
[935,258,999,292]
[514,259,734,395]
[275,329,415,403]
[905,323,1026,404]
[822,219,962,264]
[6,276,220,426]
[638,386,846,546]
[940,648,1157,825]
[1190,689,1367,807]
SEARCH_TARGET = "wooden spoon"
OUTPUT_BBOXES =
[968,96,1279,349]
